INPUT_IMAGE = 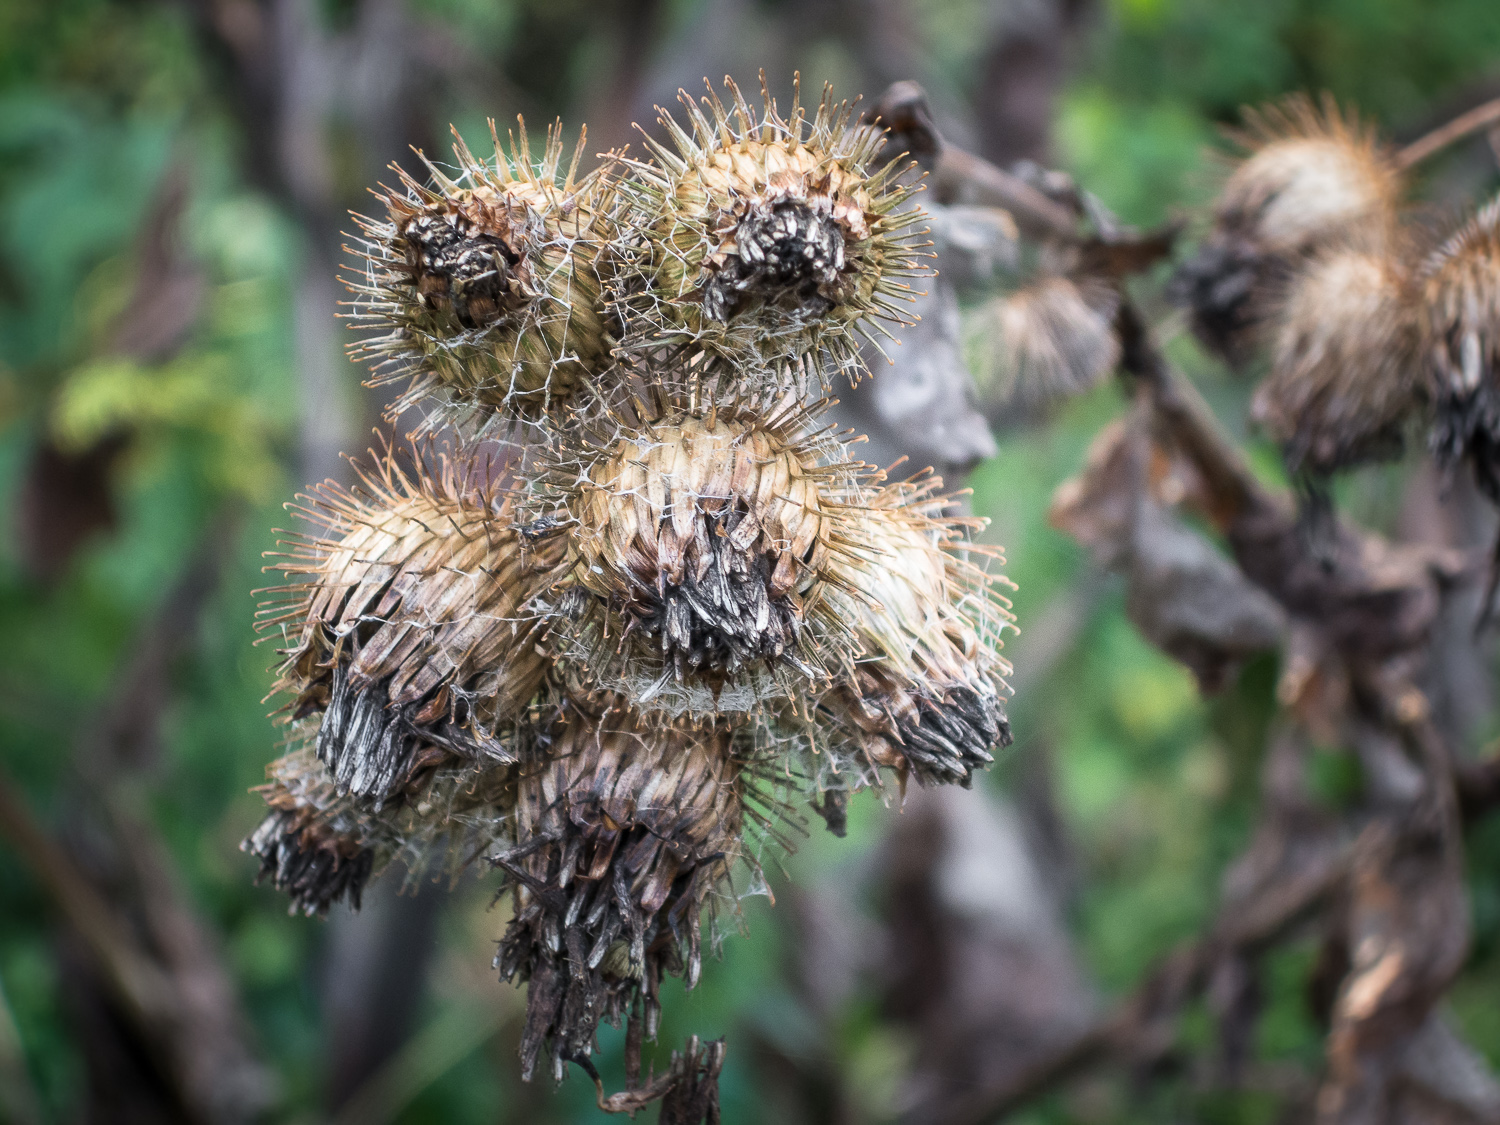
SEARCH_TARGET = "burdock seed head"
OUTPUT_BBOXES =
[244,748,518,917]
[1421,195,1500,500]
[812,476,1015,787]
[1251,239,1422,476]
[609,74,928,390]
[346,120,614,424]
[970,275,1122,424]
[259,447,568,806]
[521,394,873,714]
[1170,94,1402,364]
[495,693,760,1082]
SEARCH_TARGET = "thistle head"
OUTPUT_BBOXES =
[346,119,615,424]
[610,74,929,389]
[1252,240,1422,475]
[520,393,874,714]
[970,276,1121,423]
[259,446,567,804]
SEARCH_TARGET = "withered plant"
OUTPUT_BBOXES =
[245,75,1015,1121]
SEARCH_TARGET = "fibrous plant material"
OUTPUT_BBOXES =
[259,450,566,805]
[970,275,1121,422]
[523,394,873,713]
[811,476,1015,787]
[243,748,517,917]
[1422,195,1500,501]
[1251,241,1421,476]
[608,76,928,391]
[346,120,614,424]
[1170,94,1402,363]
[495,694,763,1082]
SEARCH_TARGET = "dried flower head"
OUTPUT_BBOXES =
[609,75,927,390]
[495,694,768,1082]
[522,395,874,713]
[346,120,614,422]
[970,276,1121,422]
[243,748,517,916]
[1251,241,1421,475]
[809,477,1014,787]
[1171,94,1402,363]
[260,450,566,805]
[1421,195,1500,500]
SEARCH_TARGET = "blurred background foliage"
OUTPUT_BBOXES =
[1,0,1499,1122]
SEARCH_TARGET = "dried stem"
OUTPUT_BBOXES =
[1396,95,1500,169]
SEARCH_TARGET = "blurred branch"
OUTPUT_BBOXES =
[1396,95,1500,169]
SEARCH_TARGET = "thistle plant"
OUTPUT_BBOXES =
[245,75,1014,1118]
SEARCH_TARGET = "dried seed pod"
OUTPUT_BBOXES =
[1251,241,1421,475]
[609,75,927,390]
[260,450,567,806]
[1170,94,1402,364]
[495,695,760,1082]
[969,276,1121,423]
[1421,196,1500,500]
[346,120,614,422]
[523,396,873,713]
[244,748,518,916]
[810,477,1014,787]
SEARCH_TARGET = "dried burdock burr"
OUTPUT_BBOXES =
[346,120,614,423]
[243,748,518,916]
[1250,240,1421,477]
[259,449,567,806]
[970,275,1121,423]
[1170,94,1402,364]
[811,476,1015,787]
[1421,195,1500,501]
[609,75,928,390]
[521,393,875,713]
[494,693,769,1082]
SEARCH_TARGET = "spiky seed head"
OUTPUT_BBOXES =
[259,449,567,805]
[970,276,1121,422]
[1420,196,1500,499]
[495,694,755,1081]
[609,75,929,390]
[1252,241,1422,475]
[346,120,614,423]
[522,396,874,714]
[811,477,1014,787]
[1171,94,1403,364]
[244,748,519,916]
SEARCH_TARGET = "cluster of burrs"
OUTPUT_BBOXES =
[243,76,1015,1102]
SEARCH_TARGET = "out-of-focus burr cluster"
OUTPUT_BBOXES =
[244,77,1015,1093]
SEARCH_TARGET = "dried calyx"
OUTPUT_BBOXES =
[522,393,874,708]
[610,75,928,388]
[243,748,517,917]
[813,476,1014,786]
[259,450,565,805]
[495,694,768,1081]
[1171,94,1402,364]
[346,120,614,423]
